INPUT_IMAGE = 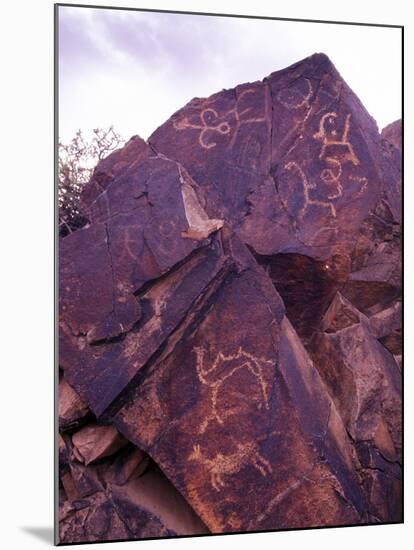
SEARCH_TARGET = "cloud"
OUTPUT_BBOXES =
[58,6,401,143]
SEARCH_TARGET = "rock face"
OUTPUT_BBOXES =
[58,53,402,543]
[382,119,402,151]
[59,437,208,543]
[150,54,387,261]
[308,293,402,521]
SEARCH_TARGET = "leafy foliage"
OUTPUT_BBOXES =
[58,127,124,237]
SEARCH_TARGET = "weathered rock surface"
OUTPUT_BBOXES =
[80,135,152,212]
[59,375,90,431]
[58,53,402,543]
[111,230,367,531]
[59,437,208,543]
[72,423,128,465]
[308,292,402,521]
[150,53,391,261]
[382,119,402,151]
[60,153,223,415]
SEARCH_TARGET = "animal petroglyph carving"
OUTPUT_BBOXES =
[284,161,337,221]
[194,346,274,434]
[311,112,367,204]
[226,87,270,148]
[173,86,269,150]
[189,441,272,491]
[277,78,313,110]
[283,159,368,232]
[313,112,360,166]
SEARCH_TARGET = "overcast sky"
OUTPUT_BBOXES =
[58,6,402,144]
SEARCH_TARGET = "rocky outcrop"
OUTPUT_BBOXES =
[150,54,388,261]
[59,437,208,543]
[308,293,401,521]
[58,53,402,543]
[110,230,367,531]
[382,119,402,151]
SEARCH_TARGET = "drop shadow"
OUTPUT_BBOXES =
[21,526,54,545]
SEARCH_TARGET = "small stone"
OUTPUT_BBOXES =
[59,377,89,430]
[72,424,128,465]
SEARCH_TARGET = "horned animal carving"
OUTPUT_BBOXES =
[189,441,272,491]
[313,112,360,166]
[193,346,274,433]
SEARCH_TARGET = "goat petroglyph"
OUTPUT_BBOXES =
[284,161,337,221]
[189,441,272,491]
[313,112,360,166]
[194,346,274,434]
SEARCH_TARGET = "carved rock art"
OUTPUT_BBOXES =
[277,77,313,110]
[189,441,272,491]
[107,230,372,532]
[172,87,269,151]
[313,112,360,166]
[59,53,401,543]
[151,53,384,258]
[194,346,273,433]
[284,159,337,220]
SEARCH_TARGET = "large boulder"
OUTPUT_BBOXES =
[149,53,394,262]
[110,229,367,531]
[308,293,402,522]
[58,53,402,543]
[382,119,402,151]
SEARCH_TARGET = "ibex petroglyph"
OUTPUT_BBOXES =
[189,441,272,491]
[194,346,274,434]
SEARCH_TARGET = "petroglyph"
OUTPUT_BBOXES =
[189,441,272,491]
[320,157,343,200]
[173,86,269,150]
[310,112,368,208]
[173,108,232,150]
[348,175,368,197]
[157,220,179,257]
[307,223,339,246]
[115,226,143,264]
[277,78,313,110]
[159,220,176,238]
[284,161,337,220]
[248,465,316,529]
[314,79,343,116]
[194,346,274,434]
[283,157,368,240]
[236,87,269,124]
[313,112,360,166]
